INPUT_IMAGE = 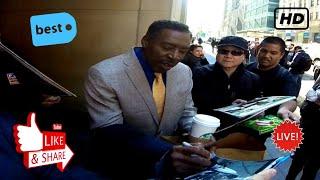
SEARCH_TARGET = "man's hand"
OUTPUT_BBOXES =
[277,100,298,122]
[14,112,43,152]
[41,95,61,107]
[250,168,277,180]
[232,99,247,105]
[170,145,211,175]
[277,108,300,122]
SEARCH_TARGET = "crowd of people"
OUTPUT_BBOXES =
[1,20,319,179]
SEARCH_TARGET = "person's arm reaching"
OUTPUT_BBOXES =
[41,95,61,107]
[277,70,300,121]
[85,67,175,177]
[169,145,211,176]
[247,168,277,180]
[85,66,210,178]
[277,100,299,121]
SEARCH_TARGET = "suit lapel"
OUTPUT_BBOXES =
[123,50,160,125]
[160,68,176,125]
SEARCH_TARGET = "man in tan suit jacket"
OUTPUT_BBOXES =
[85,48,195,135]
[84,20,212,179]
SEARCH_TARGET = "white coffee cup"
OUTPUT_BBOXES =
[190,114,220,138]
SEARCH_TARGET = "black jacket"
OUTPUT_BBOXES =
[246,63,300,115]
[246,63,300,97]
[0,50,42,113]
[192,63,261,115]
[181,53,209,72]
[289,50,312,74]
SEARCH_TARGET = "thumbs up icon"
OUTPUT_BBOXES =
[14,112,43,152]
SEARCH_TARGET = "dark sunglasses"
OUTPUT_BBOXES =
[217,49,244,56]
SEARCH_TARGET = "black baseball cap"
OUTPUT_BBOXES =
[217,36,248,52]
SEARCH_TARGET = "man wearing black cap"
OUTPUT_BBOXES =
[192,36,263,149]
[193,36,260,115]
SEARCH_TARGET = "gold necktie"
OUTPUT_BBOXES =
[153,73,166,119]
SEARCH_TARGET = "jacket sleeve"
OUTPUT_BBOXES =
[94,124,173,162]
[290,52,312,73]
[290,53,303,69]
[282,72,300,97]
[200,58,209,66]
[177,67,197,133]
[192,65,211,114]
[84,67,123,129]
[91,124,173,178]
[253,74,263,98]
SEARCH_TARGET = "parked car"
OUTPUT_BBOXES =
[303,43,320,64]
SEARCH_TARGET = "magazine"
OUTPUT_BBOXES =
[242,115,283,135]
[185,155,291,180]
[0,41,77,97]
[213,96,296,119]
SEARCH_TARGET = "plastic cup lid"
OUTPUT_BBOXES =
[193,114,220,127]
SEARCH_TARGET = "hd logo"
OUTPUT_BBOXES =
[30,12,77,47]
[274,8,309,30]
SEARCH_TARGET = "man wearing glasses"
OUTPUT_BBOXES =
[192,36,261,116]
[192,36,263,149]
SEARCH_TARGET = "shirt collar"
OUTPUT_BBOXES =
[134,47,166,88]
[256,63,280,74]
[134,47,155,76]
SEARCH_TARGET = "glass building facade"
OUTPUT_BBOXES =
[243,0,279,32]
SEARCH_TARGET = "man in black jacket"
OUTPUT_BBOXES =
[181,44,209,73]
[288,46,312,91]
[246,37,300,121]
[193,36,261,114]
[286,76,320,180]
[192,36,263,149]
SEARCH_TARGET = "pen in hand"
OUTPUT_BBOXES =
[182,141,194,148]
[182,141,217,163]
[182,141,199,158]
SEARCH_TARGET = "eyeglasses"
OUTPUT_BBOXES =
[217,49,244,56]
